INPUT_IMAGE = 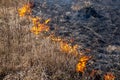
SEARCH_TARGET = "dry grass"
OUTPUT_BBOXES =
[0,0,83,80]
[1,0,118,80]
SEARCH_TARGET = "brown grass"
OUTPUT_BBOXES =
[1,0,114,80]
[0,0,83,80]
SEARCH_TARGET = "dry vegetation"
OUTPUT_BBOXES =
[0,0,118,80]
[0,0,80,80]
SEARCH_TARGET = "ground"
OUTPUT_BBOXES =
[0,0,120,80]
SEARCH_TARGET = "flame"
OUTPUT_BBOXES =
[79,56,91,62]
[45,18,51,24]
[49,35,78,55]
[60,41,71,53]
[17,3,116,78]
[60,41,78,55]
[104,73,115,80]
[18,3,31,17]
[51,37,62,42]
[31,17,41,25]
[30,17,49,35]
[31,24,49,35]
[30,25,40,35]
[76,62,86,73]
[76,56,91,73]
[50,35,62,42]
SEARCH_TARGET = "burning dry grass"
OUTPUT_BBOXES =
[0,1,80,80]
[18,3,32,17]
[18,3,50,35]
[76,56,91,73]
[30,17,50,35]
[60,41,79,56]
[0,0,117,80]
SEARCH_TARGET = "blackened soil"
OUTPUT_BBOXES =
[32,0,120,79]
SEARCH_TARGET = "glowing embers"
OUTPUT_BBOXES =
[30,17,50,35]
[18,3,32,17]
[104,73,115,80]
[76,56,91,73]
[60,41,79,55]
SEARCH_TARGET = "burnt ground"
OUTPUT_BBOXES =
[31,0,120,79]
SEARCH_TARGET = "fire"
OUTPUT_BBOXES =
[50,35,62,42]
[79,56,91,62]
[60,41,78,55]
[104,73,115,80]
[17,3,117,79]
[30,17,50,35]
[30,25,40,35]
[51,37,62,42]
[18,3,31,17]
[76,62,86,73]
[30,23,49,35]
[30,25,49,35]
[60,41,71,53]
[45,18,51,24]
[31,17,41,25]
[76,56,91,73]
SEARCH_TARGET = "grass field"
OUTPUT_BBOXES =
[0,0,119,80]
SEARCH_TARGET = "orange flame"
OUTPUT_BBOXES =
[18,3,31,17]
[60,41,71,53]
[79,56,91,62]
[30,25,40,35]
[31,24,49,35]
[76,56,91,73]
[104,73,115,80]
[50,35,62,42]
[60,41,78,55]
[31,17,41,25]
[45,18,51,24]
[76,62,86,73]
[30,17,50,35]
[30,25,49,35]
